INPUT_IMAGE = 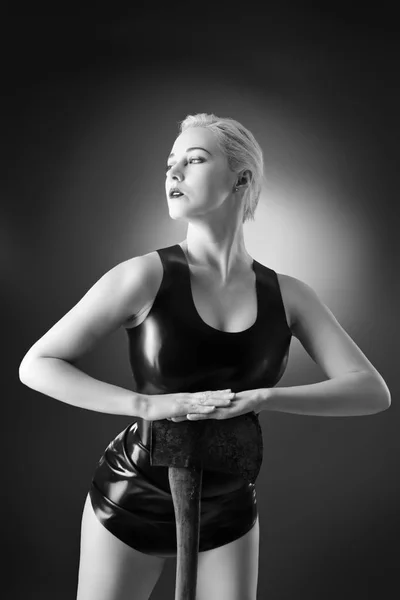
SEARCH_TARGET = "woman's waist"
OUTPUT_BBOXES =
[108,421,255,497]
[126,417,262,491]
[135,417,152,447]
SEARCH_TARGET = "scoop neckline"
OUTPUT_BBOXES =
[175,243,259,335]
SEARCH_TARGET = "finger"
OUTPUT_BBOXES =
[186,405,217,416]
[193,389,231,402]
[187,413,209,420]
[187,408,222,420]
[193,392,234,407]
[168,413,190,422]
[171,408,213,421]
[173,406,216,420]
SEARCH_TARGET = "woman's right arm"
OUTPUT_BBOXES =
[18,254,156,417]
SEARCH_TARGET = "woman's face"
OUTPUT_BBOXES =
[165,127,237,222]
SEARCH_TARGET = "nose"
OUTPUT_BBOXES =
[168,163,183,182]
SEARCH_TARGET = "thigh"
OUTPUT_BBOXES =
[76,493,167,600]
[196,515,260,600]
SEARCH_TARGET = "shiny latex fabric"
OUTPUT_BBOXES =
[90,243,292,557]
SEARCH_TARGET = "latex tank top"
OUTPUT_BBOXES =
[126,243,292,452]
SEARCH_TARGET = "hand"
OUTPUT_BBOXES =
[168,389,263,422]
[144,389,235,421]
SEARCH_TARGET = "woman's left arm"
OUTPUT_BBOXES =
[259,275,391,417]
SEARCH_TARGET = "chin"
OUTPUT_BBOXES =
[168,207,187,221]
[169,214,191,223]
[168,203,192,220]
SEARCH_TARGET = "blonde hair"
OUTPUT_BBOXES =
[179,113,264,223]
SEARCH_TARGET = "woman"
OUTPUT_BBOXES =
[19,113,391,600]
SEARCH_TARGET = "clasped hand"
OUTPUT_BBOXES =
[167,389,261,423]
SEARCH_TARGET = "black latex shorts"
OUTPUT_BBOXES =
[89,420,258,558]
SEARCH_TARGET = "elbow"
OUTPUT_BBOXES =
[376,395,391,414]
[355,371,391,415]
[370,375,391,413]
[19,354,39,386]
[19,360,31,385]
[379,388,391,412]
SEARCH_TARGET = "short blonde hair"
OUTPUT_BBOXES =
[179,113,264,223]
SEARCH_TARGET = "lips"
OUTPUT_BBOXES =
[169,187,185,198]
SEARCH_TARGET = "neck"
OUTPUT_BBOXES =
[182,226,252,284]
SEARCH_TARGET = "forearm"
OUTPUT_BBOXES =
[19,357,145,417]
[259,371,391,417]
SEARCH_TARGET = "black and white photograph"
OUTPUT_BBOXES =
[3,7,398,599]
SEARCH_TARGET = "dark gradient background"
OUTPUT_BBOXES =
[2,8,398,600]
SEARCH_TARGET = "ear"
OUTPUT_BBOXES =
[236,169,252,188]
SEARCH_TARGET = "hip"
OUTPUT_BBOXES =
[92,421,259,502]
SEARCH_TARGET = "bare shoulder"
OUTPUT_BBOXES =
[276,272,325,333]
[89,249,163,324]
[275,272,299,331]
[120,250,163,326]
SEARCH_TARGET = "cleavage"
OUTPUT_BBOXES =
[189,269,258,333]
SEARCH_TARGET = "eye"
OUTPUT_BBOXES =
[165,157,205,173]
